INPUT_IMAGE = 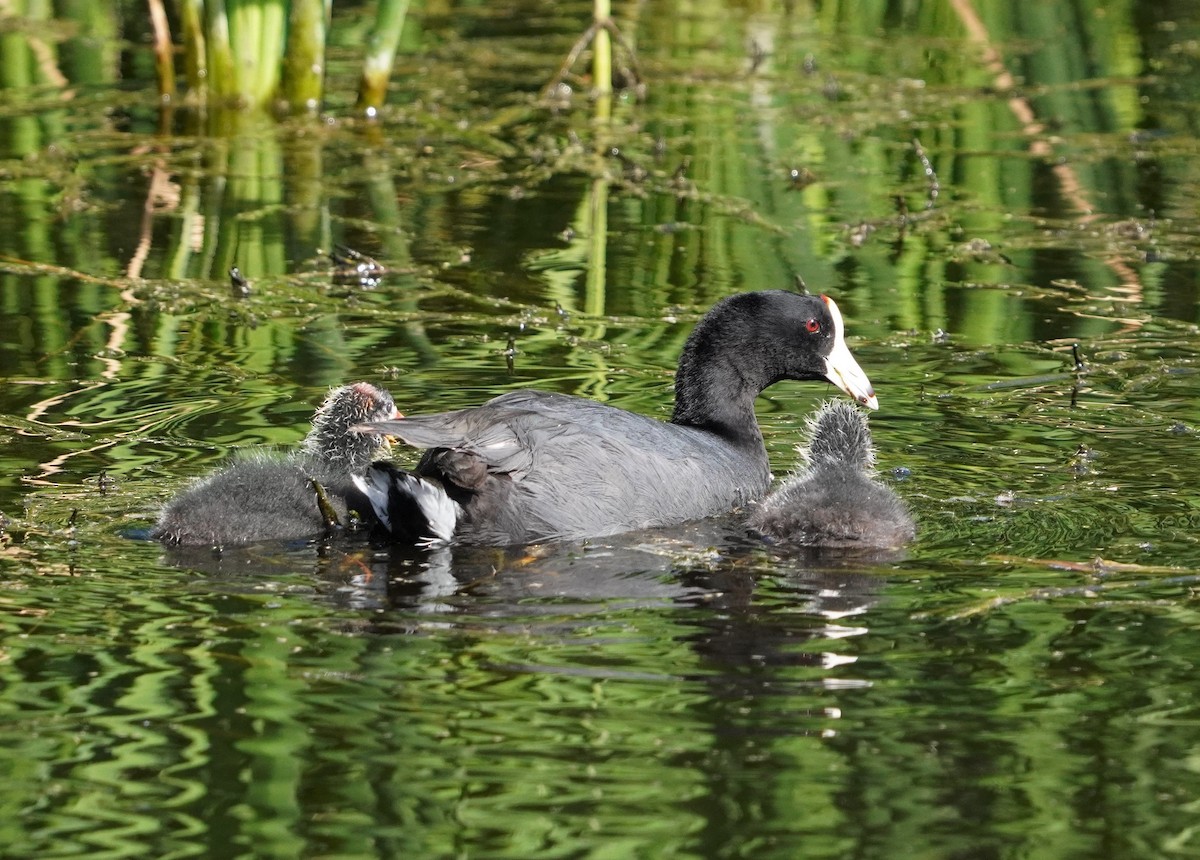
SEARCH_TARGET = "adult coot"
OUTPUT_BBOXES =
[748,400,915,549]
[154,382,398,547]
[352,290,877,546]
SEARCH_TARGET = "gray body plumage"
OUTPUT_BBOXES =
[153,453,358,546]
[154,383,395,547]
[376,390,771,545]
[748,401,915,549]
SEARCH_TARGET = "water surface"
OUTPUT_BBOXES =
[3,1,1200,857]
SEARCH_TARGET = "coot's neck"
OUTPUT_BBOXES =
[670,315,770,450]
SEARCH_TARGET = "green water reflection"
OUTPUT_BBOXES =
[3,0,1200,857]
[5,547,1200,858]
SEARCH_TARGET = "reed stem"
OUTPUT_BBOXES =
[357,0,411,112]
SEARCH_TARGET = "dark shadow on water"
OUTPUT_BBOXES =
[155,515,903,627]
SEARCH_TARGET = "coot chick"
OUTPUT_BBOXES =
[748,400,915,549]
[154,382,398,547]
[352,290,877,546]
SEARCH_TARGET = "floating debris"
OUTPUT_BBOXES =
[229,266,251,296]
[328,244,386,289]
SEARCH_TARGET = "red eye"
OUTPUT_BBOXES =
[804,318,821,333]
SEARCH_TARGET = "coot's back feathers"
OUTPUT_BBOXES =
[362,390,773,545]
[355,291,877,546]
[749,401,915,549]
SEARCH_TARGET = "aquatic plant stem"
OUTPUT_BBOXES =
[147,0,176,101]
[205,0,237,103]
[588,0,611,309]
[284,0,331,111]
[358,0,411,112]
[585,177,609,316]
[228,0,260,103]
[179,0,207,101]
[593,0,611,99]
[255,0,286,106]
[539,11,641,102]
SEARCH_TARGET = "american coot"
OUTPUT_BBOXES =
[153,382,398,547]
[351,290,878,546]
[747,400,915,549]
